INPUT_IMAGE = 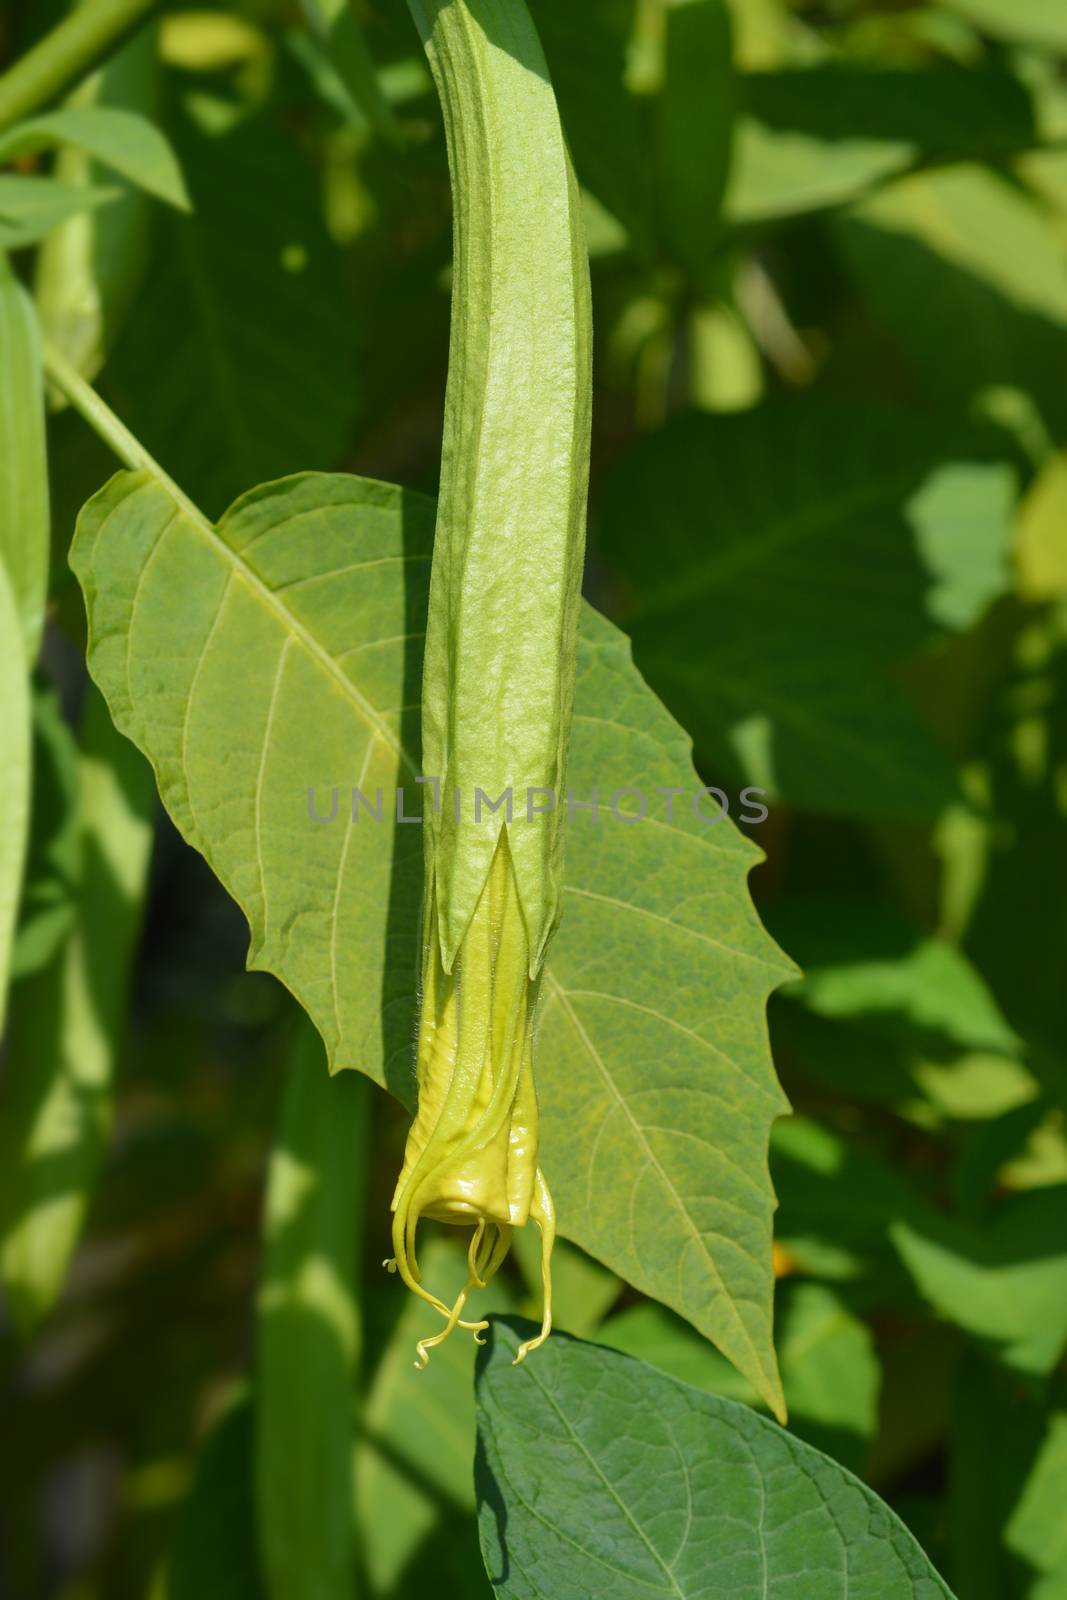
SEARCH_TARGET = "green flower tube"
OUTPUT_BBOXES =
[389,0,591,1365]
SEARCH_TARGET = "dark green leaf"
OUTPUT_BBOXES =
[475,1318,955,1599]
[598,402,1016,815]
[256,1021,367,1600]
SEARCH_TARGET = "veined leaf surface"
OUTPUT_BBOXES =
[475,1319,955,1600]
[71,468,791,1412]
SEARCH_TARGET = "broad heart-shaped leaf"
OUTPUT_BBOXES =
[0,107,189,211]
[71,468,792,1415]
[475,1318,956,1600]
[597,401,1016,817]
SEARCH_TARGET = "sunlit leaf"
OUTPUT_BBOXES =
[0,688,155,1336]
[71,467,792,1413]
[941,0,1067,48]
[893,1186,1067,1377]
[728,63,1036,224]
[837,164,1067,437]
[597,402,1016,815]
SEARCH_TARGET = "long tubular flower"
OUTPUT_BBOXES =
[390,0,591,1364]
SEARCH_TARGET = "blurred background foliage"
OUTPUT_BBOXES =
[1,0,1067,1595]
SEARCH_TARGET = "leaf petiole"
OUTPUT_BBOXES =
[41,339,203,527]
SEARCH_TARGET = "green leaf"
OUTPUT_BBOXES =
[771,1116,918,1281]
[33,28,162,384]
[892,1186,1067,1377]
[256,1020,366,1600]
[0,687,155,1336]
[768,898,1034,1117]
[775,900,1021,1053]
[11,685,81,982]
[0,255,49,663]
[164,1388,265,1600]
[0,107,189,211]
[941,0,1067,48]
[357,1234,513,1595]
[301,0,400,141]
[1017,452,1067,601]
[475,1318,955,1600]
[71,466,791,1415]
[657,0,734,287]
[0,558,31,1039]
[99,110,360,515]
[598,403,1015,815]
[727,63,1037,225]
[836,165,1067,437]
[1003,1402,1067,1595]
[0,174,117,250]
[603,1278,880,1473]
[531,0,654,253]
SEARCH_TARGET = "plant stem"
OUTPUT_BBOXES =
[0,0,158,132]
[42,340,205,526]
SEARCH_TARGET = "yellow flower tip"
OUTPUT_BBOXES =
[391,836,558,1365]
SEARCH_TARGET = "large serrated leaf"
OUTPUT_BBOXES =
[70,468,791,1411]
[475,1318,956,1600]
